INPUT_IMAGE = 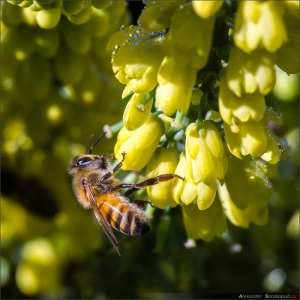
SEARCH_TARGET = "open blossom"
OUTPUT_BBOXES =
[234,1,288,53]
[219,71,266,125]
[107,26,164,98]
[114,113,164,170]
[172,153,217,210]
[226,46,276,97]
[172,121,227,211]
[223,120,268,159]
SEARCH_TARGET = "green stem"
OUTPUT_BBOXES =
[103,120,123,137]
[197,93,207,123]
[140,89,156,106]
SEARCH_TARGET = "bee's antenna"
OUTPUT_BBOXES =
[85,134,95,154]
[86,132,107,154]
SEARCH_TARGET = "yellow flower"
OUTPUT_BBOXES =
[16,239,61,295]
[261,135,282,164]
[219,182,269,228]
[192,0,224,19]
[185,121,227,185]
[155,56,197,116]
[275,31,300,74]
[172,152,217,210]
[223,121,268,159]
[162,3,215,69]
[139,1,183,31]
[107,26,164,98]
[114,113,164,170]
[219,71,266,125]
[221,156,272,210]
[123,93,153,130]
[226,46,276,97]
[146,147,180,209]
[234,1,288,53]
[275,1,300,74]
[182,197,226,242]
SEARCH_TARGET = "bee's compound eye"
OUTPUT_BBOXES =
[76,157,92,167]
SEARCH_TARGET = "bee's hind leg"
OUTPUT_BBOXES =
[113,174,184,196]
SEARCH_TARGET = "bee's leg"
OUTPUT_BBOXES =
[113,174,184,196]
[132,199,154,208]
[100,152,126,182]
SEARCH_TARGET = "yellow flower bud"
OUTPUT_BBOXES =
[172,152,217,210]
[182,198,226,242]
[219,71,265,125]
[224,121,268,159]
[190,89,204,106]
[114,113,164,170]
[107,26,164,98]
[218,183,269,228]
[234,1,288,53]
[275,2,300,74]
[139,1,183,31]
[146,147,180,209]
[226,46,276,97]
[155,56,197,116]
[162,3,215,69]
[123,93,153,130]
[185,121,226,185]
[192,0,223,19]
[261,136,282,164]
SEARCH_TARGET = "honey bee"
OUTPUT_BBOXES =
[68,133,183,255]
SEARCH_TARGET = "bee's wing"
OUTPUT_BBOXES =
[84,183,121,256]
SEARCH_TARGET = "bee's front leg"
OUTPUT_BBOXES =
[100,152,126,182]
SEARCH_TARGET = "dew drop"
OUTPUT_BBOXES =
[184,239,196,249]
[136,103,145,112]
[120,25,127,31]
[278,144,285,154]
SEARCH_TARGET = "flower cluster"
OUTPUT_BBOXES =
[1,1,129,295]
[108,1,299,242]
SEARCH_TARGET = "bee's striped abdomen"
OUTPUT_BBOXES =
[98,193,150,236]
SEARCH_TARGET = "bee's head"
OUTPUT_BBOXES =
[68,155,108,175]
